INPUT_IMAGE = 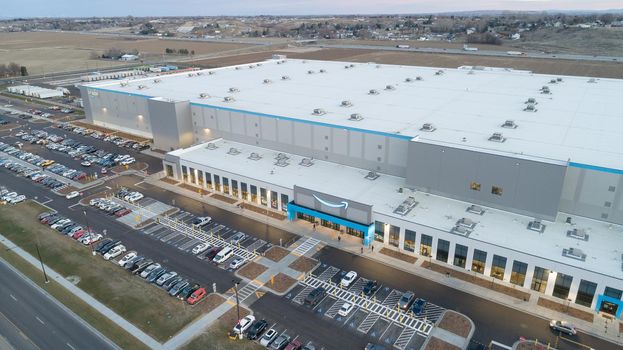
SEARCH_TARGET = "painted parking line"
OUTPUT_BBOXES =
[161,232,181,243]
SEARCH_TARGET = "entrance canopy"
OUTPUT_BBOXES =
[596,294,623,319]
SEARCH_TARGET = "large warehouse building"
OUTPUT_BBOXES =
[81,57,623,319]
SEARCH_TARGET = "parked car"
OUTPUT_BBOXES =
[192,242,210,255]
[246,319,268,340]
[270,333,291,350]
[304,287,326,306]
[340,271,357,288]
[117,251,137,266]
[192,216,212,227]
[99,240,121,255]
[146,267,167,283]
[363,280,379,296]
[169,280,190,297]
[212,247,233,264]
[398,291,415,311]
[285,340,303,350]
[549,320,577,335]
[338,302,354,317]
[232,315,255,335]
[229,257,245,270]
[204,246,223,261]
[65,191,80,199]
[163,276,183,291]
[260,328,278,346]
[156,271,178,286]
[103,244,126,260]
[178,283,199,300]
[132,259,154,274]
[411,298,427,316]
[186,287,207,305]
[140,263,162,278]
[229,232,247,245]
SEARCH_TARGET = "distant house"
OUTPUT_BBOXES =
[510,33,521,40]
[120,54,139,61]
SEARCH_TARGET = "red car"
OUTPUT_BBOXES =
[115,208,131,217]
[186,287,206,305]
[72,230,86,240]
[285,340,302,350]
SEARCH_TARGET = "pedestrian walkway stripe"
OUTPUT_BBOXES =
[291,237,321,257]
[394,327,417,350]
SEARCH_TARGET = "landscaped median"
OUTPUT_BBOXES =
[0,201,221,343]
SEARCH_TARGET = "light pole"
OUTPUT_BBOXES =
[35,243,49,283]
[83,210,95,255]
[232,280,241,339]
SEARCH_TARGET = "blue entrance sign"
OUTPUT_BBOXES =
[595,294,623,319]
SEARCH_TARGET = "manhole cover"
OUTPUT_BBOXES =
[66,276,81,285]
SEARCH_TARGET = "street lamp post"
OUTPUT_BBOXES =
[83,210,95,255]
[232,280,241,339]
[35,244,49,283]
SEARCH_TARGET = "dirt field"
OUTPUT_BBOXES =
[195,47,623,79]
[437,311,472,338]
[0,31,251,74]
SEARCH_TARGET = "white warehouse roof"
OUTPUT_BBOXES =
[85,59,623,171]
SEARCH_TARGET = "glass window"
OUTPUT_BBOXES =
[280,194,289,212]
[374,221,385,243]
[232,180,239,197]
[389,225,400,247]
[453,244,468,268]
[575,280,597,307]
[420,234,432,257]
[197,170,204,187]
[404,229,416,252]
[347,227,363,238]
[490,255,507,280]
[510,261,528,286]
[470,182,481,191]
[165,164,173,177]
[552,273,573,300]
[250,185,258,203]
[604,287,623,300]
[205,172,212,190]
[260,188,267,206]
[189,167,196,184]
[181,165,188,182]
[531,266,549,293]
[471,249,487,274]
[241,182,248,200]
[297,212,315,223]
[270,191,278,210]
[491,186,503,196]
[222,177,229,194]
[436,239,449,263]
[213,175,221,191]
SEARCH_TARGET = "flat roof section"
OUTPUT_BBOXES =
[86,58,623,171]
[172,139,623,281]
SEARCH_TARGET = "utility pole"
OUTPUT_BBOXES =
[232,280,241,339]
[35,244,49,283]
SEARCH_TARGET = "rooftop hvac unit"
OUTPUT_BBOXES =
[527,219,546,233]
[119,82,128,87]
[588,78,597,83]
[562,247,586,261]
[416,76,423,81]
[405,77,413,82]
[524,103,537,112]
[502,120,518,129]
[223,96,235,102]
[368,89,379,95]
[349,64,355,68]
[540,86,551,94]
[376,65,381,68]
[344,65,350,69]
[307,70,315,74]
[248,152,261,160]
[277,61,282,65]
[341,100,353,107]
[557,77,563,82]
[312,108,326,116]
[199,93,209,99]
[275,152,289,160]
[385,85,395,90]
[206,143,217,150]
[228,87,239,93]
[281,75,290,80]
[349,113,363,121]
[420,123,436,132]
[451,225,471,236]
[466,205,485,215]
[457,218,476,229]
[274,158,289,167]
[153,78,161,83]
[393,196,418,216]
[319,69,326,73]
[196,72,203,76]
[567,228,589,241]
[488,132,506,142]
[235,66,242,70]
[248,65,255,69]
[302,60,307,63]
[549,79,557,84]
[525,97,537,104]
[257,63,262,66]
[227,147,241,155]
[299,157,313,167]
[365,171,380,180]
[137,85,147,90]
[467,70,475,75]
[208,71,215,75]
[263,79,272,84]
[435,70,444,75]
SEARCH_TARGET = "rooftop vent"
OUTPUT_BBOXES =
[502,120,518,129]
[187,73,195,77]
[349,64,355,68]
[223,96,235,102]
[299,157,314,167]
[540,86,551,94]
[281,75,290,80]
[208,71,215,75]
[319,69,326,73]
[588,78,597,83]
[205,143,218,150]
[227,147,241,155]
[257,63,262,66]
[248,152,261,161]
[196,72,203,76]
[394,196,418,216]
[524,103,538,112]
[405,77,413,82]
[467,70,475,75]
[557,77,563,82]
[435,70,444,75]
[525,97,537,104]
[137,85,147,90]
[275,153,289,161]
[562,247,586,261]
[274,158,289,167]
[307,70,315,74]
[416,76,423,81]
[198,93,209,99]
[153,78,161,83]
[365,171,380,180]
[457,218,477,229]
[312,108,326,116]
[277,61,282,65]
[488,132,506,143]
[527,219,546,233]
[368,89,379,95]
[385,85,395,91]
[263,79,272,84]
[235,66,242,70]
[302,60,307,63]
[341,100,353,107]
[119,81,128,87]
[420,123,436,132]
[228,87,239,93]
[567,228,589,241]
[344,65,350,69]
[466,205,485,215]
[248,65,255,69]
[349,113,363,121]
[549,79,558,84]
[376,65,381,68]
[451,225,471,236]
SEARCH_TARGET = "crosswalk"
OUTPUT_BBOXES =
[231,280,263,302]
[357,313,380,333]
[394,327,417,350]
[316,266,340,281]
[324,298,345,318]
[291,237,321,256]
[300,275,433,336]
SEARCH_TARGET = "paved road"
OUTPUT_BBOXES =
[0,258,119,350]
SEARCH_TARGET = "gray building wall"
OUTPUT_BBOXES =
[406,141,567,220]
[82,87,152,138]
[190,104,409,177]
[559,167,623,225]
[80,86,94,123]
[148,98,193,151]
[293,185,373,225]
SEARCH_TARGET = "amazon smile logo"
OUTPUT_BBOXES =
[313,194,348,210]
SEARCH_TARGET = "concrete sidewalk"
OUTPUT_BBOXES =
[145,172,623,347]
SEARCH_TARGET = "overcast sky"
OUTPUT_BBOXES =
[4,0,622,18]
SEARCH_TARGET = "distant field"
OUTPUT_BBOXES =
[194,47,623,79]
[0,31,252,75]
[508,27,623,56]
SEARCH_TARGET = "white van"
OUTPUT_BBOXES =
[213,247,233,264]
